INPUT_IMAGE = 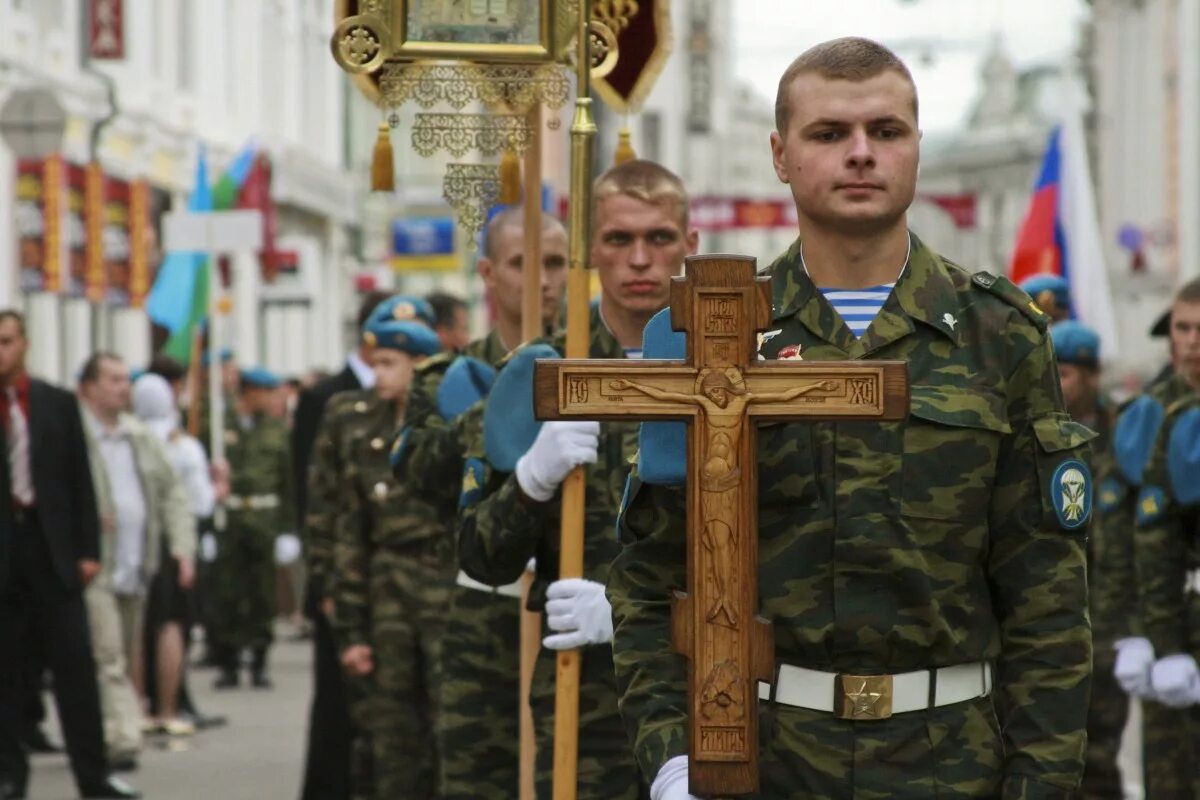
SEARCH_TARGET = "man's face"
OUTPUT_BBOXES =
[437,307,471,353]
[0,318,28,381]
[770,71,920,235]
[706,387,728,408]
[1057,363,1099,412]
[86,358,132,416]
[370,348,416,401]
[1171,300,1200,386]
[221,360,239,394]
[480,224,570,332]
[592,194,697,317]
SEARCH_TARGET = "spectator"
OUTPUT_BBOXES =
[426,291,470,353]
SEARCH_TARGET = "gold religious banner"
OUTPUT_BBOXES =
[411,112,533,157]
[533,256,909,796]
[441,162,500,236]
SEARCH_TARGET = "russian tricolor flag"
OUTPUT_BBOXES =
[1009,88,1118,358]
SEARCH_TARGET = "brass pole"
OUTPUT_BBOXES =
[552,2,595,798]
[519,102,545,800]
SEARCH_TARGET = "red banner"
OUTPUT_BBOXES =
[65,162,88,297]
[917,192,977,230]
[689,197,798,232]
[103,178,131,307]
[89,0,124,59]
[128,179,150,308]
[85,163,106,303]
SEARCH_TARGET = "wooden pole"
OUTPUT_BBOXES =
[518,102,544,800]
[552,3,595,798]
[186,327,203,437]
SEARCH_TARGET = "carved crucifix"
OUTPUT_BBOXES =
[533,255,909,796]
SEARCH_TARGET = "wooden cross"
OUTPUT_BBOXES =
[533,255,909,796]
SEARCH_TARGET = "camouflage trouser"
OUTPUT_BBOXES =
[532,645,648,800]
[344,672,376,800]
[360,546,453,800]
[438,584,522,800]
[756,695,1004,798]
[208,526,275,650]
[1078,635,1125,799]
[1141,700,1192,799]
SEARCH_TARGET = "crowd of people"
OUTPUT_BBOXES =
[3,35,1200,800]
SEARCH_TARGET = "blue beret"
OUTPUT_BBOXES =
[363,294,442,357]
[202,348,234,367]
[437,356,496,421]
[1051,320,1100,367]
[240,366,283,389]
[1168,407,1200,505]
[1019,274,1070,314]
[637,307,687,486]
[1114,395,1166,486]
[484,343,559,472]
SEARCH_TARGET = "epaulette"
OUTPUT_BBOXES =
[1114,394,1166,486]
[971,271,1050,332]
[1167,406,1200,505]
[415,351,455,375]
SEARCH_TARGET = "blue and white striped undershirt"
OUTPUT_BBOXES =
[802,235,911,338]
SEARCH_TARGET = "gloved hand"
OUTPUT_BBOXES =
[1151,654,1200,708]
[650,756,701,800]
[1113,637,1156,697]
[275,533,302,565]
[542,578,613,650]
[515,421,600,502]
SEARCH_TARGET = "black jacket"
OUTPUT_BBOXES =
[291,364,363,532]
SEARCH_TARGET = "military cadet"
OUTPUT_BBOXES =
[321,295,448,799]
[610,38,1094,799]
[393,207,569,800]
[1019,273,1072,324]
[211,366,292,690]
[456,159,698,800]
[1045,321,1125,799]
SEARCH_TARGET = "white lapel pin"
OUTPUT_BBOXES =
[942,313,958,331]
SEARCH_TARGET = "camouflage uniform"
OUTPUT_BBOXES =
[1090,375,1194,798]
[326,389,456,800]
[457,308,649,800]
[209,408,292,676]
[395,330,525,800]
[1131,377,1200,797]
[612,235,1094,798]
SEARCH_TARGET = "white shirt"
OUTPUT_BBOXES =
[167,432,215,518]
[347,350,376,389]
[87,412,147,596]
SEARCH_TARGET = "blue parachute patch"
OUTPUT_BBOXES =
[1050,459,1092,530]
[1136,486,1167,526]
[638,308,687,486]
[1114,395,1166,486]
[1096,477,1125,514]
[459,457,485,509]
[484,343,559,472]
[1168,408,1200,505]
[437,356,496,421]
[389,425,411,471]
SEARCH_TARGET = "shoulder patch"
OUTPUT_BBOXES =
[459,457,485,509]
[1167,407,1200,505]
[971,271,1049,331]
[1114,395,1167,486]
[1051,459,1093,530]
[1136,486,1167,526]
[1097,476,1126,513]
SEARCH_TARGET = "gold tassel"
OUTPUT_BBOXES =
[371,121,394,192]
[499,146,521,205]
[614,126,637,165]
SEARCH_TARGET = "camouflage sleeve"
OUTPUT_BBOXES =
[986,334,1093,798]
[333,445,371,649]
[278,425,295,534]
[1133,430,1188,657]
[608,471,689,782]
[1091,490,1140,639]
[393,366,463,511]
[456,447,548,587]
[304,404,342,602]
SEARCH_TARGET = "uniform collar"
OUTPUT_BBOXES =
[770,231,963,353]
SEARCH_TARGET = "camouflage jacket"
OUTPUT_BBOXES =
[1081,399,1116,638]
[223,410,292,539]
[457,307,640,611]
[1131,376,1200,657]
[319,389,451,647]
[393,330,509,518]
[611,235,1095,796]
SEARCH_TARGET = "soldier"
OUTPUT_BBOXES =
[320,295,448,799]
[610,38,1094,799]
[457,159,698,800]
[211,366,292,690]
[1046,322,1124,799]
[392,206,568,799]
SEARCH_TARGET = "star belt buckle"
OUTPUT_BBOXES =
[835,673,893,720]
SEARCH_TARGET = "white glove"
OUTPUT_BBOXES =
[275,533,301,565]
[200,533,218,563]
[1113,637,1156,697]
[515,421,600,502]
[650,756,700,800]
[542,578,613,650]
[1151,654,1200,708]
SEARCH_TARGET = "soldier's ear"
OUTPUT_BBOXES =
[685,228,699,257]
[477,257,496,289]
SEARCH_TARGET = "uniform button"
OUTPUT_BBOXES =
[373,481,389,498]
[371,437,385,450]
[354,401,368,412]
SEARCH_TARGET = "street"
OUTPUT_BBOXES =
[29,630,309,800]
